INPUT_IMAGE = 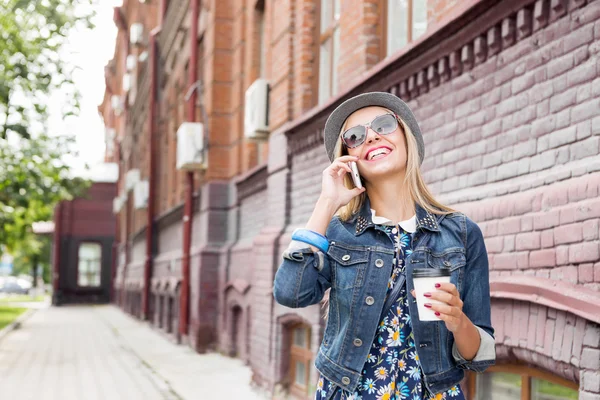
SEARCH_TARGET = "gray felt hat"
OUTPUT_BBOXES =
[323,92,425,164]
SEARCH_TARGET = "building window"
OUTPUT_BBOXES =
[472,365,578,400]
[77,243,102,287]
[289,324,312,397]
[386,0,428,56]
[318,0,341,104]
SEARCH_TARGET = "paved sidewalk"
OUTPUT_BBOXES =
[96,305,265,399]
[0,305,266,399]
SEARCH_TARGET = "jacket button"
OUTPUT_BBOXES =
[375,259,384,268]
[353,338,363,347]
[342,377,350,385]
[342,254,351,261]
[365,296,375,305]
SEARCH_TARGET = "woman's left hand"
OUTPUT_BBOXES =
[412,282,466,333]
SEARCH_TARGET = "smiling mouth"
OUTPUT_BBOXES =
[365,147,392,161]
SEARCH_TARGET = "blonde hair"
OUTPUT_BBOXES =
[334,113,455,220]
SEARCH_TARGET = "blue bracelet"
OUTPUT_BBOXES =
[291,229,330,253]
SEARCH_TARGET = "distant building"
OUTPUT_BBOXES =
[52,164,118,305]
[99,1,600,399]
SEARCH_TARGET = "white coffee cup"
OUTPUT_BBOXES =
[412,268,451,321]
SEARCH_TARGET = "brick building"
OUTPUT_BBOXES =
[52,181,117,305]
[99,0,600,398]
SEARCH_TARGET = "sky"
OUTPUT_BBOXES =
[47,0,122,179]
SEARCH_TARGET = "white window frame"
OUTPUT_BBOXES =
[77,242,102,288]
[386,0,428,56]
[318,0,341,104]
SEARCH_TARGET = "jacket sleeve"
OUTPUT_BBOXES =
[453,217,496,372]
[272,227,333,309]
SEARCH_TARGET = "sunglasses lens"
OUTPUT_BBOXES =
[342,126,366,148]
[371,114,398,134]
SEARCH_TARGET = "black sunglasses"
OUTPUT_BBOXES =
[340,113,400,149]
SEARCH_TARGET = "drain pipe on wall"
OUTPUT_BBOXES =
[179,0,200,341]
[143,28,161,320]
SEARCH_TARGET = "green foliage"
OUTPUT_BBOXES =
[0,0,94,139]
[0,294,46,303]
[0,0,95,276]
[11,235,52,283]
[0,133,90,249]
[0,306,27,330]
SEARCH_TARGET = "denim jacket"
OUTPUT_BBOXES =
[273,198,495,394]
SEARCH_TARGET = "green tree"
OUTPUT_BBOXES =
[0,0,94,280]
[1,0,94,139]
[11,235,52,284]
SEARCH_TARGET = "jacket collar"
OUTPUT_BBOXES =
[353,196,440,235]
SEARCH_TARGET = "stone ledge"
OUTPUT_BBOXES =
[491,275,600,323]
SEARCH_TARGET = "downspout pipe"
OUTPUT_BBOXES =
[143,28,161,320]
[52,203,62,304]
[112,138,120,304]
[160,0,169,21]
[179,0,200,340]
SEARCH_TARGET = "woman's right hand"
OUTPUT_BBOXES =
[319,155,366,211]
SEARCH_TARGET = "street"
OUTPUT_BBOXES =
[0,305,265,400]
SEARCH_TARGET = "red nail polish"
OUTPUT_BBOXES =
[435,283,441,288]
[424,303,432,308]
[424,293,431,297]
[435,312,440,316]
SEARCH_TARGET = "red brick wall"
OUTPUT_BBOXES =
[338,0,383,93]
[292,0,319,118]
[428,0,461,25]
[59,183,117,237]
[106,0,600,397]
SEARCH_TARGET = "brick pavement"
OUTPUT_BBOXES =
[0,305,266,400]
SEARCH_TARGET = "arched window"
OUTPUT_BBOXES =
[470,364,579,400]
[289,323,312,398]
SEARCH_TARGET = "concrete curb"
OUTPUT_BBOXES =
[0,308,37,343]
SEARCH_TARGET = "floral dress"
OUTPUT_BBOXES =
[315,223,465,400]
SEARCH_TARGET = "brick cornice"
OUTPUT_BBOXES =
[491,276,600,324]
[283,0,589,153]
[155,202,185,230]
[235,163,268,201]
[283,0,495,137]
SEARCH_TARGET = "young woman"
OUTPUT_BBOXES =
[274,92,495,400]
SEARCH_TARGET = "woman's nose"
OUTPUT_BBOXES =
[365,128,381,144]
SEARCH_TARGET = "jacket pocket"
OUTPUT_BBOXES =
[427,249,466,271]
[328,243,369,289]
[427,249,466,294]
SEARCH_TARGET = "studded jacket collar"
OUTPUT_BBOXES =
[352,196,441,235]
